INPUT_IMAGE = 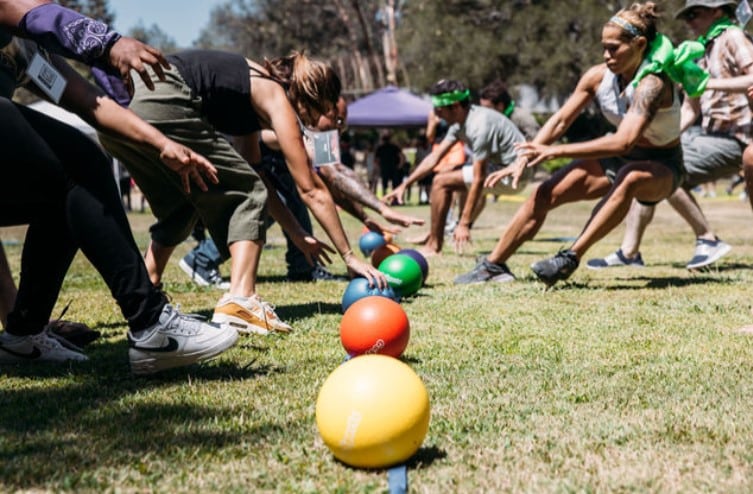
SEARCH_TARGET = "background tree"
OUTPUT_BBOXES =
[128,22,178,52]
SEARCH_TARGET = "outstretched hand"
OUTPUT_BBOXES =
[292,235,335,267]
[363,218,400,236]
[452,224,471,254]
[380,205,425,228]
[485,155,532,190]
[108,37,170,96]
[381,184,406,205]
[159,140,219,193]
[344,255,388,289]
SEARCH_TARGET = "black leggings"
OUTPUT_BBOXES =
[0,98,164,335]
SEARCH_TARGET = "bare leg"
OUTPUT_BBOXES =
[667,187,716,240]
[144,240,177,286]
[488,160,611,264]
[423,177,453,254]
[423,171,466,254]
[743,145,753,212]
[571,163,674,258]
[619,199,655,259]
[228,240,262,297]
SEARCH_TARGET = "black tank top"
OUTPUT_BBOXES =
[167,50,262,135]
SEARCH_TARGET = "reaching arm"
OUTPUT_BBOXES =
[51,55,217,193]
[254,167,334,267]
[382,138,455,205]
[5,1,169,104]
[318,164,424,227]
[252,80,386,286]
[680,96,701,133]
[517,69,667,167]
[452,158,486,252]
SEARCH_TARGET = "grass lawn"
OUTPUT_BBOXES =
[2,184,753,492]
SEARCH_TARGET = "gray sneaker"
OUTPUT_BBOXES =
[0,329,88,363]
[531,249,579,287]
[454,257,515,284]
[128,303,239,375]
[586,249,644,269]
[686,238,731,270]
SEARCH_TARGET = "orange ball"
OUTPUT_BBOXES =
[340,296,410,358]
[371,243,400,267]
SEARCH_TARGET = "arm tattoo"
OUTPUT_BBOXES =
[328,168,384,212]
[631,74,664,122]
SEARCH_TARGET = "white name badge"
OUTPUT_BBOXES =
[303,129,341,168]
[26,53,67,104]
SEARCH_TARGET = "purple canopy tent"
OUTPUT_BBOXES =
[346,85,432,127]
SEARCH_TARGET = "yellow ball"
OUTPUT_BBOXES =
[315,355,430,469]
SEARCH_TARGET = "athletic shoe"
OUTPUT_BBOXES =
[686,238,731,270]
[586,249,645,269]
[454,257,515,284]
[128,303,239,375]
[531,249,579,287]
[0,330,88,363]
[212,294,293,335]
[179,253,230,290]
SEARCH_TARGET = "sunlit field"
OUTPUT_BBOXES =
[2,182,753,492]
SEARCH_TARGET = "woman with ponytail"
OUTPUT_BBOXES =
[455,2,699,288]
[100,49,386,336]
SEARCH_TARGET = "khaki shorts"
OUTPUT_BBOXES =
[99,65,267,260]
[461,163,532,195]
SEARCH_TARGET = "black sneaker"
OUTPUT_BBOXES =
[454,257,515,284]
[530,249,579,287]
[179,253,229,290]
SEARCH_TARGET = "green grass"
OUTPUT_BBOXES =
[3,185,753,492]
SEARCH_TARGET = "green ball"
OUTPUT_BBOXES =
[378,254,423,297]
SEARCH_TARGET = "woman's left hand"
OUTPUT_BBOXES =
[344,254,388,289]
[159,140,219,193]
[515,142,553,168]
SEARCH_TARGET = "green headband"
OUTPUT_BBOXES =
[431,89,470,107]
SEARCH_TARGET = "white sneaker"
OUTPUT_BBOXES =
[686,238,732,270]
[0,330,88,363]
[212,294,293,335]
[128,303,239,375]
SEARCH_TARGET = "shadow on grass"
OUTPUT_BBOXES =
[554,274,742,291]
[0,339,290,489]
[331,445,446,473]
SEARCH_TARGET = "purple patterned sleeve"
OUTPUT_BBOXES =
[91,66,132,106]
[19,3,120,64]
[18,3,131,105]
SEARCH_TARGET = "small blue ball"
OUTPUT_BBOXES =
[341,277,400,313]
[358,231,386,257]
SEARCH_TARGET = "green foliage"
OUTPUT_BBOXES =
[192,0,707,98]
[128,22,178,52]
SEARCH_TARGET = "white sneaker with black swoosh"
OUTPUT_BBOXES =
[128,303,239,375]
[0,330,88,363]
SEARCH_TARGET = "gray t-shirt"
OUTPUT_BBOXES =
[443,104,523,169]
